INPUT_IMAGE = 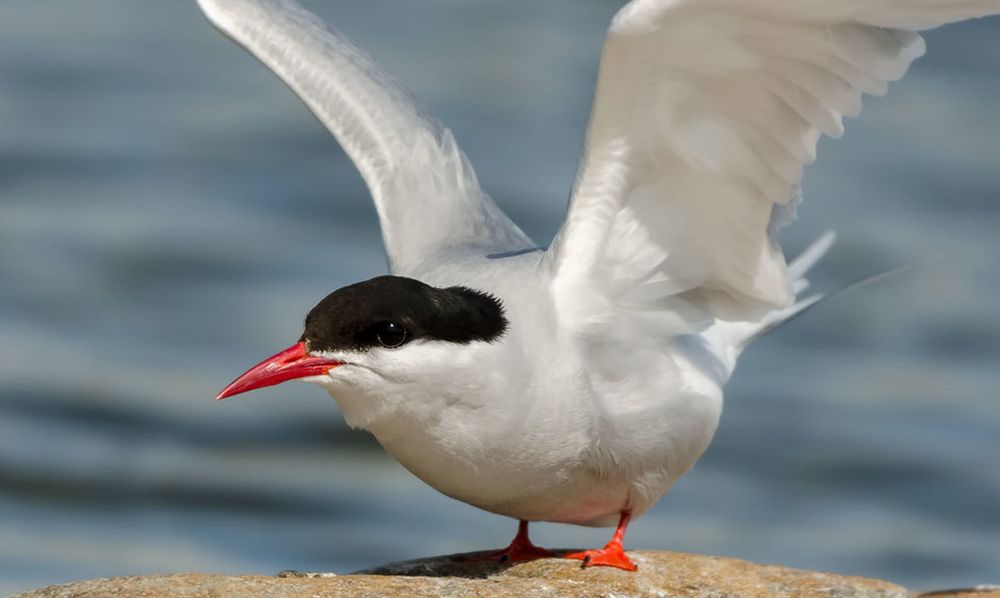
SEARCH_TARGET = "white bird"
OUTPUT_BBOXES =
[200,0,1000,571]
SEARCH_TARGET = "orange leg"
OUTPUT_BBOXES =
[468,520,554,564]
[563,511,637,571]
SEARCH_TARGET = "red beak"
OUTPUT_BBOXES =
[216,341,343,400]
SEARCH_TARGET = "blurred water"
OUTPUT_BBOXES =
[0,1,998,595]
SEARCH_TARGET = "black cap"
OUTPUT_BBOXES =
[302,275,508,352]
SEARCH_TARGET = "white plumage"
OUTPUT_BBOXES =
[200,0,1000,569]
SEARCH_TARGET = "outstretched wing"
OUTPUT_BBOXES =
[547,0,1000,339]
[198,0,534,275]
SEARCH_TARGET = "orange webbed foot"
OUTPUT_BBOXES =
[563,510,637,571]
[465,520,554,564]
[563,545,637,571]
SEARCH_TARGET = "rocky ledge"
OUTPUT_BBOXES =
[16,550,1000,597]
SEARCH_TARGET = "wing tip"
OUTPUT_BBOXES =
[788,230,837,282]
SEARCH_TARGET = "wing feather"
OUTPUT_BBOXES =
[547,0,1000,341]
[198,0,533,274]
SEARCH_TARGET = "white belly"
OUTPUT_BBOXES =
[369,356,724,527]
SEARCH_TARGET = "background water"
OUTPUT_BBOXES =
[0,1,998,595]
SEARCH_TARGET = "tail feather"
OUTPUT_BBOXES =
[744,251,916,349]
[740,291,824,347]
[699,231,836,374]
[735,231,837,348]
[702,231,914,378]
[789,231,836,293]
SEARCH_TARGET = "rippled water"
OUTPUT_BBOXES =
[1,1,998,595]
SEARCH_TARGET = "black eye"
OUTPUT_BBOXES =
[375,322,408,348]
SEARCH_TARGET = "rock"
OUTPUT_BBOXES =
[915,589,1000,598]
[14,550,988,598]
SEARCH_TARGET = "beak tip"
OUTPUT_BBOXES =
[215,381,248,401]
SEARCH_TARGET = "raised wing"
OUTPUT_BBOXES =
[198,0,533,275]
[547,0,1000,338]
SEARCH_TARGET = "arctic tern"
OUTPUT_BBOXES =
[200,0,1000,571]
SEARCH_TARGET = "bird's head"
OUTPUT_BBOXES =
[216,275,509,430]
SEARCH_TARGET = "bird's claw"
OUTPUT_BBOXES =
[563,546,637,571]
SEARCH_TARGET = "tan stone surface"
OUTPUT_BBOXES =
[914,588,1000,598]
[13,550,925,597]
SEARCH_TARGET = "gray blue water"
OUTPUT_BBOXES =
[1,1,998,595]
